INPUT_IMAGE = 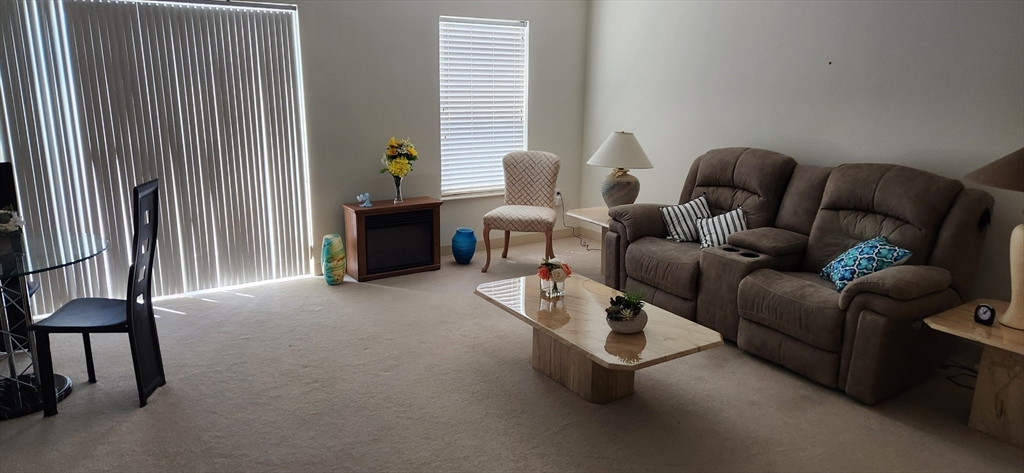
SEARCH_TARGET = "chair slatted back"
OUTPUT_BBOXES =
[124,179,164,397]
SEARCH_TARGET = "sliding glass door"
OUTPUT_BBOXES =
[0,0,311,313]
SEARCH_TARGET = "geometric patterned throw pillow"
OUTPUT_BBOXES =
[820,236,912,292]
[660,194,712,242]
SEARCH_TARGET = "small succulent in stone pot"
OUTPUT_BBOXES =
[606,291,648,334]
[606,291,645,320]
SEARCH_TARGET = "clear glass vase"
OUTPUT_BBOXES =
[540,278,564,298]
[393,175,404,204]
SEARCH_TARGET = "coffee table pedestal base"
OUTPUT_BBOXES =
[531,328,634,404]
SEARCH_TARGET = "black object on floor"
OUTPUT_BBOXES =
[0,374,72,420]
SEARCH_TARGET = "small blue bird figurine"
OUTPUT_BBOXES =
[357,193,372,207]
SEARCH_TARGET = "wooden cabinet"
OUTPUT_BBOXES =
[342,196,442,281]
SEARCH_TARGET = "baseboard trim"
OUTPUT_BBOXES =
[579,227,602,243]
[440,228,575,256]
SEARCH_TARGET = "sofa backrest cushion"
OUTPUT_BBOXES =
[775,164,834,236]
[804,163,964,273]
[678,148,797,229]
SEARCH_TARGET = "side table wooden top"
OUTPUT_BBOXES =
[924,299,1024,356]
[341,196,441,215]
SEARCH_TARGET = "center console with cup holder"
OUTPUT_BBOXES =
[697,245,774,341]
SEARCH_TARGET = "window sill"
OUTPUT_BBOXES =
[441,191,505,202]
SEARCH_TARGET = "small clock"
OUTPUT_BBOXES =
[974,304,996,326]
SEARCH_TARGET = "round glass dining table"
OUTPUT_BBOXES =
[0,230,108,420]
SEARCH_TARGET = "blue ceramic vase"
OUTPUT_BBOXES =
[452,227,477,264]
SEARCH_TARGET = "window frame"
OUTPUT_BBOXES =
[438,15,530,199]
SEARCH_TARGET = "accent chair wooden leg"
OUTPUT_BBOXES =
[481,223,491,272]
[83,333,96,383]
[502,231,510,258]
[545,229,554,259]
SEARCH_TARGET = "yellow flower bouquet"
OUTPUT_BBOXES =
[379,137,418,178]
[380,137,418,203]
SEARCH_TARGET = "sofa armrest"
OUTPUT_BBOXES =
[838,265,953,310]
[608,203,670,243]
[727,227,808,257]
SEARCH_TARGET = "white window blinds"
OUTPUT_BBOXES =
[439,16,528,197]
[0,0,311,314]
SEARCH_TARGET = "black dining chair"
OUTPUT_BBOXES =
[31,179,165,416]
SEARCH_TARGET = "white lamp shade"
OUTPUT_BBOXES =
[587,131,653,170]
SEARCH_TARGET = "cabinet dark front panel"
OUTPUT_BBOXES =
[364,209,434,275]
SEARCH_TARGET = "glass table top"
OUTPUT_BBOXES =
[0,231,109,278]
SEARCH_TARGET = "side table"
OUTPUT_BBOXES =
[924,299,1023,448]
[565,206,609,275]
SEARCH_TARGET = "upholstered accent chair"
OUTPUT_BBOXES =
[481,151,561,273]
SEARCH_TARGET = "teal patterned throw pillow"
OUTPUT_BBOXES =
[821,236,912,292]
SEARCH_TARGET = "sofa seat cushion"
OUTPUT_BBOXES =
[625,237,701,300]
[738,269,845,352]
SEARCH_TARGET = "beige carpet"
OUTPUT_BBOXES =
[1,237,1022,472]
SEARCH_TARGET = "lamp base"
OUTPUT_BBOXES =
[998,223,1024,330]
[600,168,640,208]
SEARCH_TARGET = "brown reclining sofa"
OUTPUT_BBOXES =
[605,147,994,404]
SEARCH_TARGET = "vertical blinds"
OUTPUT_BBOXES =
[439,16,528,197]
[0,0,311,314]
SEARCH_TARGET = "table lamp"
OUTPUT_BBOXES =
[965,147,1024,330]
[587,131,653,207]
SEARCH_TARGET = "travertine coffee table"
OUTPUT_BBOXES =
[475,275,723,403]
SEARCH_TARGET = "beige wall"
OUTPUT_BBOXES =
[581,0,1024,300]
[296,0,587,259]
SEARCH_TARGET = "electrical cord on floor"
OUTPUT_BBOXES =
[946,373,976,389]
[942,359,978,374]
[559,197,600,252]
[941,359,978,389]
